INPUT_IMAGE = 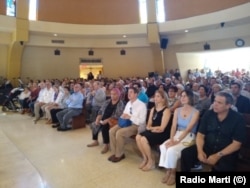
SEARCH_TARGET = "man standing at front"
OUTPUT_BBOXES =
[108,87,147,162]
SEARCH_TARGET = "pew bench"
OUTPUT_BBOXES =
[71,100,86,129]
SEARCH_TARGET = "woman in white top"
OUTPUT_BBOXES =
[159,89,199,185]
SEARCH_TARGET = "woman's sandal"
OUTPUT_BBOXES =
[166,174,176,185]
[138,160,148,169]
[142,162,155,171]
[161,171,170,183]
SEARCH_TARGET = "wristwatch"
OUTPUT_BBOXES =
[217,152,223,157]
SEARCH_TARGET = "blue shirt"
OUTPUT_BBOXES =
[177,108,198,133]
[66,91,84,109]
[138,91,149,104]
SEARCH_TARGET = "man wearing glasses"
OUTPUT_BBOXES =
[108,86,147,162]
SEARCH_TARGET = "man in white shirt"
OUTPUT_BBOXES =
[34,80,54,123]
[108,87,147,163]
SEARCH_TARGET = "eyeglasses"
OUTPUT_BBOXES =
[129,107,132,114]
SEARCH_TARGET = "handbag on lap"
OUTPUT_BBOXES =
[108,118,118,128]
[118,117,132,128]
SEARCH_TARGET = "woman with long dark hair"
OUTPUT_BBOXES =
[159,89,199,185]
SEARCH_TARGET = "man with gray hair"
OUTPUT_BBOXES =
[57,83,84,131]
[181,91,246,171]
[33,80,54,123]
[89,81,106,123]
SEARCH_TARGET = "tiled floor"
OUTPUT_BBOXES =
[0,108,175,188]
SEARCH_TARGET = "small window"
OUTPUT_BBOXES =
[139,0,165,23]
[156,0,165,23]
[139,0,147,24]
[29,0,37,20]
[6,0,16,16]
[6,0,37,20]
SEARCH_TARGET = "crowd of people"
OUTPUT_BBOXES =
[5,67,250,185]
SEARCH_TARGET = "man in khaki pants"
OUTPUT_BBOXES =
[108,86,147,163]
[33,80,54,123]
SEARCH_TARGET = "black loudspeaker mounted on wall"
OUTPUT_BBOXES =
[54,49,60,55]
[204,43,210,50]
[160,38,168,49]
[120,49,126,55]
[88,49,94,56]
[20,41,24,45]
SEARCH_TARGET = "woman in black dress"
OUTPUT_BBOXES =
[136,89,173,171]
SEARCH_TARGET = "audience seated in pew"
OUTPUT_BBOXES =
[159,89,199,185]
[43,85,64,124]
[132,82,149,105]
[108,86,147,163]
[136,90,172,171]
[194,85,211,118]
[180,91,246,172]
[166,85,181,114]
[50,86,71,128]
[18,86,31,114]
[88,81,106,124]
[13,69,250,185]
[86,88,124,154]
[56,83,84,131]
[230,80,250,114]
[27,82,40,116]
[34,80,54,123]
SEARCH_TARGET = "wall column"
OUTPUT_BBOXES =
[7,0,29,86]
[146,0,163,75]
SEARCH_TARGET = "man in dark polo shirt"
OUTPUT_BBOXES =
[180,91,246,171]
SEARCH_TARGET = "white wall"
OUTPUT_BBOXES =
[21,46,155,80]
[163,35,250,81]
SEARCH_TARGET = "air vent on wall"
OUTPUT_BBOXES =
[80,58,102,63]
[51,39,65,44]
[116,41,128,45]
